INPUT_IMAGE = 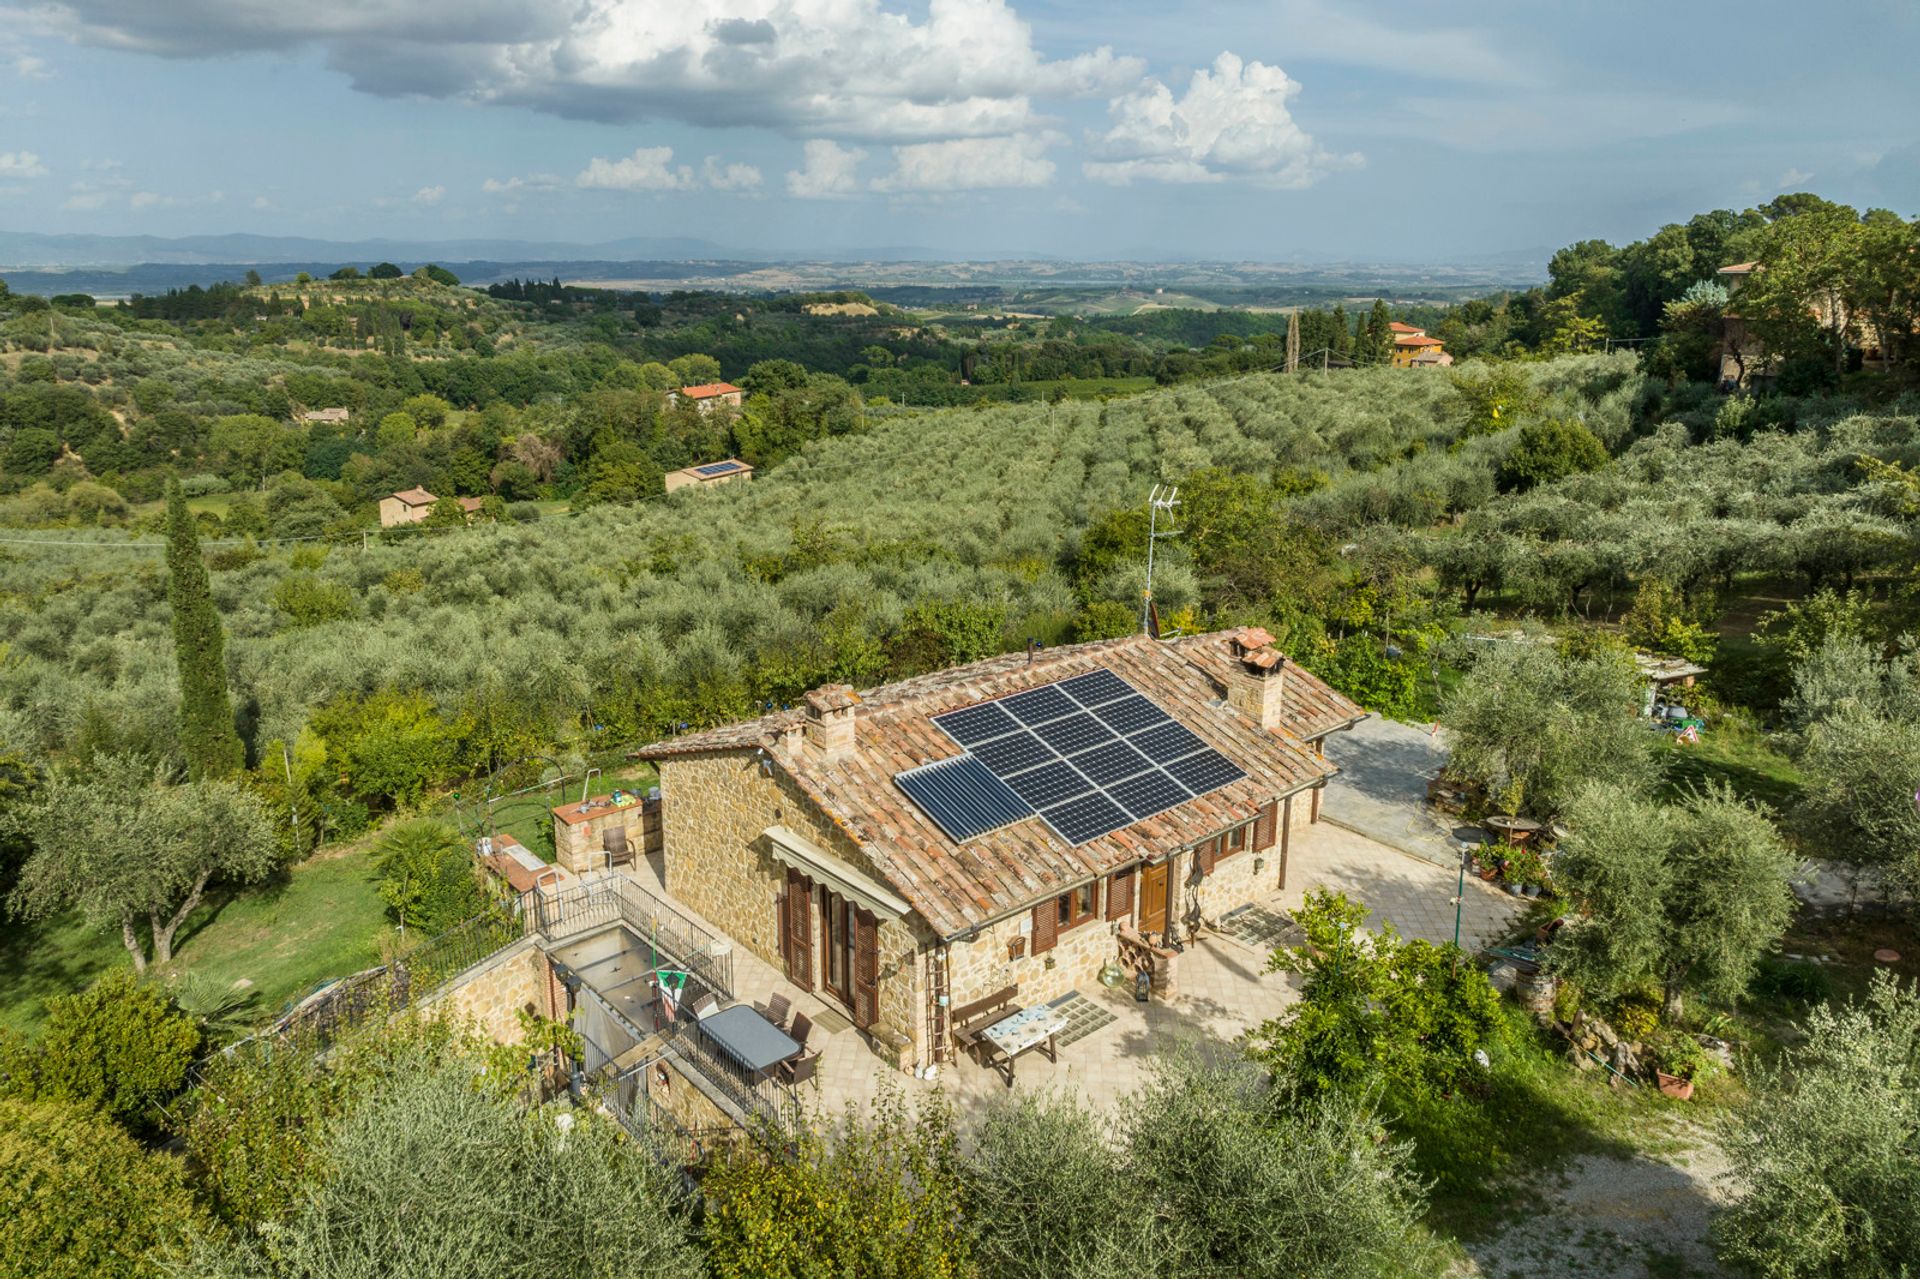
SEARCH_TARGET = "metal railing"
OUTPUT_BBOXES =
[533,876,734,1004]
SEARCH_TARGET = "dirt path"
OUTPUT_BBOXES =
[1455,1119,1733,1279]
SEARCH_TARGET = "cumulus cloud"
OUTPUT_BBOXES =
[701,156,762,191]
[26,0,1141,143]
[1084,52,1359,188]
[873,131,1058,192]
[0,150,48,178]
[413,183,445,204]
[482,172,562,193]
[786,140,866,198]
[576,146,697,190]
[1777,166,1813,190]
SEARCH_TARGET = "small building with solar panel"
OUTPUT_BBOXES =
[663,457,754,493]
[633,626,1366,1077]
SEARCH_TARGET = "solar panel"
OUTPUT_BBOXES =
[1129,720,1207,763]
[1033,713,1115,756]
[1070,738,1153,787]
[1108,769,1191,821]
[1093,694,1171,735]
[937,701,1020,746]
[1164,750,1247,797]
[918,666,1251,846]
[895,756,1032,842]
[1040,791,1131,846]
[693,461,740,476]
[1003,760,1095,809]
[1001,684,1078,726]
[1057,669,1132,707]
[971,730,1053,775]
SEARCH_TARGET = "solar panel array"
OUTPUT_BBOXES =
[693,460,743,477]
[895,667,1247,847]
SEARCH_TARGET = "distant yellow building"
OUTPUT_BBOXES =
[1390,324,1451,368]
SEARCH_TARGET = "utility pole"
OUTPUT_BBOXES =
[1285,309,1300,374]
[1142,485,1179,636]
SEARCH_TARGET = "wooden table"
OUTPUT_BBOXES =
[1483,815,1543,847]
[979,1004,1068,1086]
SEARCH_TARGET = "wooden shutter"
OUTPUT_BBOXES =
[784,868,814,991]
[852,908,879,1030]
[1253,802,1278,852]
[1194,837,1218,876]
[1107,866,1135,921]
[1031,898,1058,955]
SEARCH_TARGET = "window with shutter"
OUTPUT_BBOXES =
[1253,802,1278,851]
[1107,865,1135,920]
[1031,899,1058,954]
[1194,837,1218,876]
[783,868,815,991]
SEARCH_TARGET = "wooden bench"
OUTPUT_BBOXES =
[949,985,1020,1063]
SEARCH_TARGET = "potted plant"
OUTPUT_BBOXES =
[1652,1032,1707,1101]
[1503,845,1549,897]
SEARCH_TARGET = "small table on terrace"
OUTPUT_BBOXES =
[696,1004,800,1080]
[980,1004,1069,1086]
[1483,815,1543,847]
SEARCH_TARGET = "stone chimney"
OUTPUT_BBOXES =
[1224,627,1288,732]
[802,684,861,765]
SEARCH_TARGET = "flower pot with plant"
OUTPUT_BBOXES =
[1651,1031,1707,1100]
[1503,845,1550,897]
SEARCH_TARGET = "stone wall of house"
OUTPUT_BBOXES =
[944,899,1127,1017]
[425,937,557,1045]
[657,750,923,1068]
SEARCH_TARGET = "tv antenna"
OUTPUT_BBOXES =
[1142,485,1180,637]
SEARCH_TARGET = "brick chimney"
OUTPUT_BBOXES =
[1224,627,1288,732]
[802,684,861,764]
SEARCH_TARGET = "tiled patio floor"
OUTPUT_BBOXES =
[609,821,1521,1121]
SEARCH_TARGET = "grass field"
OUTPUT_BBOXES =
[0,849,388,1038]
[1654,718,1805,813]
[434,762,657,859]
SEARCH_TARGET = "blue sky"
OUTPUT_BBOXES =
[0,0,1914,260]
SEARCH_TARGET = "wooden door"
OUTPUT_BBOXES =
[823,889,853,1006]
[783,867,814,991]
[1139,860,1170,936]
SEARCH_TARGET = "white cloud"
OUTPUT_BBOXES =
[785,139,866,198]
[701,155,762,191]
[482,172,563,193]
[252,194,277,211]
[873,132,1058,192]
[413,183,446,204]
[1084,53,1360,188]
[130,190,179,210]
[0,150,48,178]
[1778,166,1814,190]
[61,189,108,210]
[577,146,697,191]
[28,0,1142,144]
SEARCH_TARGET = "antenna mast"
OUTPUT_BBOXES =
[1142,485,1180,636]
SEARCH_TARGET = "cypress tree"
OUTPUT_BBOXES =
[1367,299,1394,364]
[1330,304,1353,356]
[165,476,244,779]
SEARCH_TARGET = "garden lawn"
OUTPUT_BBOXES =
[1654,719,1805,813]
[0,849,388,1038]
[440,763,657,862]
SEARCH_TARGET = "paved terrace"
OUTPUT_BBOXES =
[598,822,1519,1118]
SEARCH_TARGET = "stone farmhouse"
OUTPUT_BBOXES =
[1389,321,1452,368]
[633,626,1365,1076]
[378,486,486,527]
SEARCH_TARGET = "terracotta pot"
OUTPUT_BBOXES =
[1656,1071,1694,1101]
[1478,865,1500,881]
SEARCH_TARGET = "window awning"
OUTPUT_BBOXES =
[763,825,911,922]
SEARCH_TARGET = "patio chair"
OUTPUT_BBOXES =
[781,1048,820,1085]
[788,1012,813,1050]
[761,992,792,1031]
[602,826,634,868]
[690,993,719,1020]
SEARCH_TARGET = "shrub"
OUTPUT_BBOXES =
[369,819,484,933]
[309,689,457,807]
[271,572,357,627]
[0,970,199,1129]
[0,1097,206,1279]
[1749,955,1832,1005]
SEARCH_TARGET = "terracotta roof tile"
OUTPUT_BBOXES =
[1395,332,1444,347]
[637,630,1364,937]
[677,382,743,398]
[391,486,436,505]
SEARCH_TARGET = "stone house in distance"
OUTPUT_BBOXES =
[378,486,486,527]
[663,457,754,493]
[636,627,1365,1075]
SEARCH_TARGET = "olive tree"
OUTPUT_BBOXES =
[1441,638,1654,818]
[5,754,280,970]
[1549,782,1795,1018]
[1715,973,1920,1277]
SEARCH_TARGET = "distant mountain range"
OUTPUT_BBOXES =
[0,230,1010,269]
